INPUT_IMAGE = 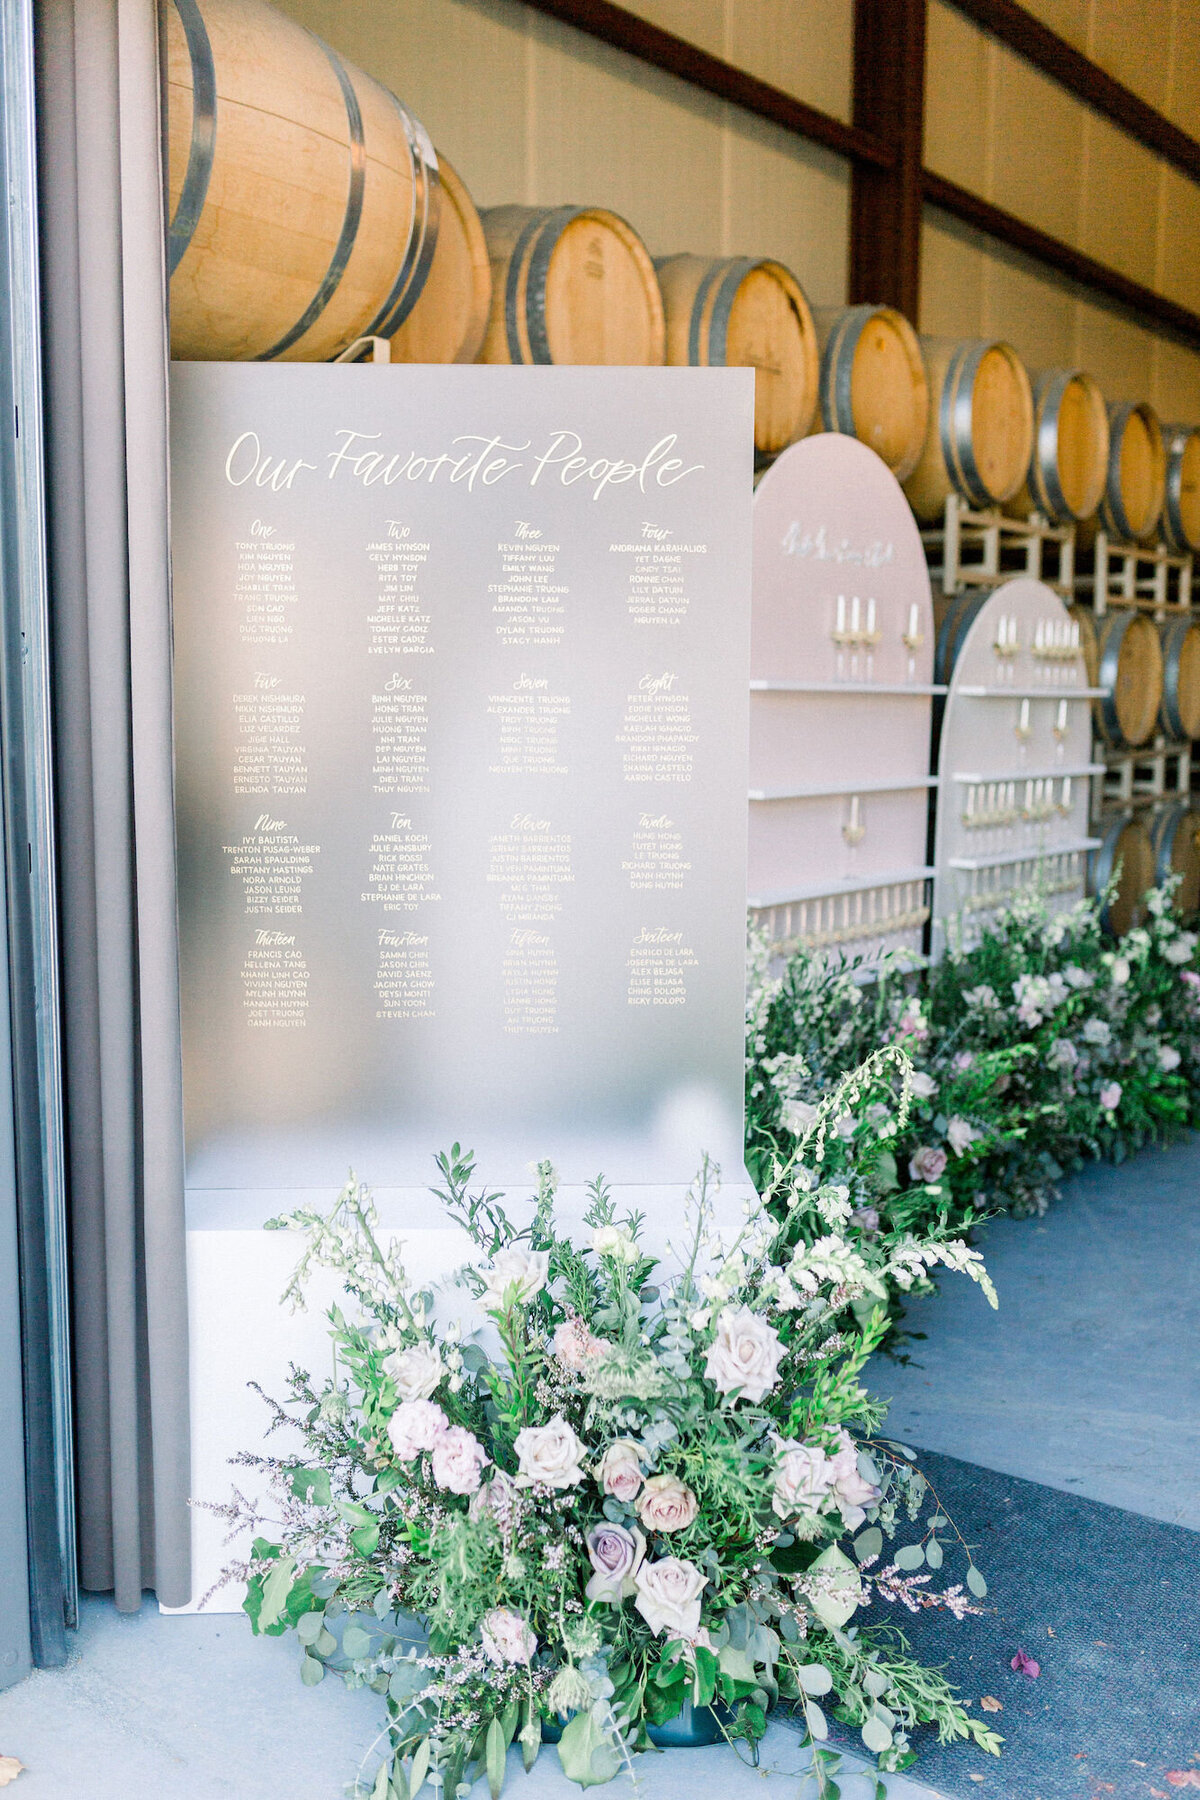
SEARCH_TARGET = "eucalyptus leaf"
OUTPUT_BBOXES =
[966,1564,988,1598]
[291,1467,332,1507]
[300,1653,325,1687]
[853,1528,883,1565]
[556,1709,621,1788]
[371,1761,390,1800]
[796,1663,833,1696]
[863,1668,890,1699]
[296,1610,324,1646]
[410,1738,431,1798]
[316,1629,337,1657]
[894,1544,925,1570]
[860,1712,893,1754]
[804,1700,828,1740]
[257,1556,297,1632]
[342,1624,372,1661]
[925,1538,944,1570]
[485,1717,506,1800]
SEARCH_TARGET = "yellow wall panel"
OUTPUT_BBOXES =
[1088,0,1175,112]
[989,43,1084,243]
[274,0,530,206]
[919,212,987,338]
[1153,338,1200,423]
[923,0,991,194]
[983,253,1078,370]
[724,116,849,305]
[728,0,854,124]
[1074,297,1157,400]
[1158,170,1200,314]
[1079,114,1163,287]
[1166,0,1200,139]
[528,12,727,250]
[1016,0,1090,52]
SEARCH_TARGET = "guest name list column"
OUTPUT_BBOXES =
[171,364,753,1190]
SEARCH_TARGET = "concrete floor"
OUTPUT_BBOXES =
[866,1135,1200,1529]
[8,1139,1197,1800]
[0,1596,947,1799]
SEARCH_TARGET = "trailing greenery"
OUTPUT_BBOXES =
[747,883,1200,1258]
[212,1113,1002,1796]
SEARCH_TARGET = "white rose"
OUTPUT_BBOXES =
[1164,933,1197,965]
[387,1398,448,1462]
[594,1439,644,1503]
[633,1556,707,1640]
[908,1070,938,1100]
[483,1245,549,1309]
[1158,1044,1182,1071]
[772,1438,834,1519]
[704,1306,786,1405]
[1110,957,1131,987]
[591,1224,639,1264]
[514,1414,588,1489]
[828,1430,882,1530]
[384,1341,444,1401]
[480,1607,537,1665]
[946,1116,980,1156]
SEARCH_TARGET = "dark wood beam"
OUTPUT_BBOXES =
[922,169,1200,353]
[517,0,894,169]
[849,0,927,315]
[950,0,1200,185]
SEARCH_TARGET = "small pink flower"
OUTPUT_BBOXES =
[1099,1081,1122,1112]
[1010,1650,1040,1678]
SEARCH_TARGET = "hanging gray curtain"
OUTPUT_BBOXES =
[35,0,191,1609]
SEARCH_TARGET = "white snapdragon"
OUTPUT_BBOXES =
[813,1183,853,1227]
[788,1234,885,1300]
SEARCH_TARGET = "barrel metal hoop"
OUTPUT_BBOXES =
[706,257,757,367]
[1101,402,1135,540]
[254,39,367,361]
[1030,368,1074,524]
[525,206,585,365]
[503,211,555,363]
[167,0,217,276]
[686,261,728,366]
[1091,814,1128,930]
[1163,430,1184,551]
[1096,609,1136,746]
[1160,613,1186,739]
[363,99,441,340]
[821,304,872,434]
[939,340,989,508]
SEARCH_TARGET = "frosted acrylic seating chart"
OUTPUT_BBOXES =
[170,363,753,1196]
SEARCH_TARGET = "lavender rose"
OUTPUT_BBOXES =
[594,1439,644,1503]
[387,1398,448,1462]
[946,1116,981,1156]
[908,1144,947,1184]
[633,1556,707,1640]
[828,1430,881,1530]
[704,1306,785,1404]
[584,1522,646,1602]
[514,1415,588,1489]
[636,1472,698,1535]
[430,1425,487,1495]
[384,1341,444,1402]
[480,1607,537,1666]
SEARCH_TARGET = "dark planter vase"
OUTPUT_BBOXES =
[543,1701,732,1749]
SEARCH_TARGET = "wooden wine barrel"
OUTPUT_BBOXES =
[1099,401,1166,542]
[167,0,439,362]
[656,255,818,458]
[388,156,490,364]
[934,590,989,685]
[904,338,1035,522]
[1093,812,1155,935]
[1070,605,1163,748]
[1151,802,1200,913]
[811,305,929,482]
[479,206,664,365]
[1158,613,1200,741]
[1159,423,1200,553]
[1010,368,1109,523]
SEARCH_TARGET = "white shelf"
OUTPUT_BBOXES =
[947,837,1101,872]
[749,865,935,908]
[950,764,1104,784]
[749,775,939,801]
[749,681,947,696]
[954,685,1109,699]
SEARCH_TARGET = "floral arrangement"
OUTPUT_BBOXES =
[214,1118,1001,1798]
[747,882,1200,1257]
